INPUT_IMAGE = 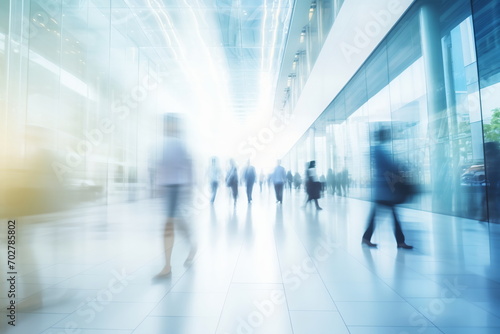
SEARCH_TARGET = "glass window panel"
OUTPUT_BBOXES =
[365,43,388,98]
[472,0,500,87]
[386,13,421,81]
[344,68,367,117]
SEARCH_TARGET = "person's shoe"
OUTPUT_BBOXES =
[397,243,413,249]
[154,266,172,278]
[316,206,323,210]
[362,239,377,247]
[184,246,197,266]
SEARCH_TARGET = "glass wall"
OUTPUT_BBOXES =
[285,0,500,222]
[472,0,500,223]
[0,0,164,216]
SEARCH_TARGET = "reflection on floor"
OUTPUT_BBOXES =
[1,186,500,334]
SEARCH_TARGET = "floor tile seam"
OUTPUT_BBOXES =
[39,255,128,293]
[404,296,500,322]
[340,226,459,296]
[15,264,57,278]
[345,324,447,333]
[418,273,500,295]
[283,210,349,333]
[14,311,76,315]
[126,249,210,333]
[271,218,297,334]
[379,294,468,331]
[288,309,341,313]
[14,281,62,303]
[141,315,217,318]
[213,238,244,334]
[470,300,500,318]
[301,196,444,332]
[338,298,445,332]
[333,250,454,330]
[16,312,73,334]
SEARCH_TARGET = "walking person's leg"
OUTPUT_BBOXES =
[277,183,283,203]
[176,217,197,265]
[157,185,179,277]
[232,184,238,206]
[362,203,378,247]
[246,183,253,203]
[392,206,413,249]
[211,181,217,203]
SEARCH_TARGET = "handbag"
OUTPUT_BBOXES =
[312,181,322,199]
[390,171,419,204]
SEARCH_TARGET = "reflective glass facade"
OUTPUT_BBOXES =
[0,0,294,212]
[0,1,165,209]
[278,0,345,114]
[284,0,500,223]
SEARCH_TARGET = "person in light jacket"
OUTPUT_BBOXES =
[155,114,197,277]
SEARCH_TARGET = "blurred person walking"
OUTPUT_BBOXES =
[271,160,286,204]
[327,168,335,195]
[243,160,256,203]
[207,156,222,203]
[319,174,327,196]
[226,159,239,207]
[341,168,349,196]
[259,169,266,192]
[286,170,293,190]
[336,172,344,196]
[304,160,323,210]
[362,128,413,249]
[293,171,302,190]
[155,114,197,277]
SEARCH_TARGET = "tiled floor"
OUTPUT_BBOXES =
[1,186,500,333]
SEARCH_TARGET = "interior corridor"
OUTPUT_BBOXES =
[2,187,500,334]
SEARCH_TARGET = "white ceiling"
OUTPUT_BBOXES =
[103,0,293,120]
[94,0,293,163]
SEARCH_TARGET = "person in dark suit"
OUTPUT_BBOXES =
[271,160,287,204]
[226,159,239,207]
[293,172,302,190]
[362,128,413,249]
[304,160,322,210]
[243,160,256,203]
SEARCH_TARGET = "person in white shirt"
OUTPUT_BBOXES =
[155,114,196,277]
[207,156,222,203]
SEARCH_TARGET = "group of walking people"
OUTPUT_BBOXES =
[207,158,288,206]
[155,117,414,278]
[206,158,326,209]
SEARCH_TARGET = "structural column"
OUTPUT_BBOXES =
[420,0,452,214]
[442,34,463,216]
[308,127,316,162]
